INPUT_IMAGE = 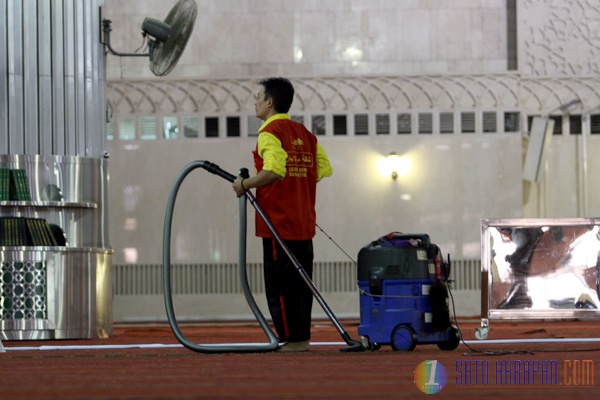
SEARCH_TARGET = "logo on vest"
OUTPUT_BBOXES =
[292,138,304,151]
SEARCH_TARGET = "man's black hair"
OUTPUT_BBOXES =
[259,77,294,113]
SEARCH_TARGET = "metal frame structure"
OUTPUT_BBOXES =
[478,218,600,339]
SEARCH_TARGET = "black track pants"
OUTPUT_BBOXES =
[262,238,314,343]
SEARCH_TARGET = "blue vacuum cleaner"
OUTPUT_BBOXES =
[356,233,460,351]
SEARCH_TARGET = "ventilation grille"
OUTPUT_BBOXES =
[440,112,454,134]
[113,259,481,296]
[141,116,158,140]
[354,114,369,135]
[397,113,411,134]
[461,112,476,133]
[376,114,390,134]
[483,111,497,133]
[418,113,433,134]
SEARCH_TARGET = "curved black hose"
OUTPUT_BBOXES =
[162,160,278,353]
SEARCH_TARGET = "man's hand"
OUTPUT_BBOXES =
[232,170,280,197]
[232,176,246,198]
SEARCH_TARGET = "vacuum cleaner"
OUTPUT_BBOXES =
[162,160,364,353]
[356,233,460,351]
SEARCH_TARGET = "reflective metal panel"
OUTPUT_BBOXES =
[0,155,112,339]
[0,155,110,248]
[481,218,600,323]
[0,248,112,340]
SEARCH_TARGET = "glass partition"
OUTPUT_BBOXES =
[480,219,600,334]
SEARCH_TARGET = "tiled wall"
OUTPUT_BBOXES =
[103,0,510,80]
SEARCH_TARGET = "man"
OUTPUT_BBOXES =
[232,77,333,352]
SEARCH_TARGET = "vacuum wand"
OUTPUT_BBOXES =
[236,168,364,352]
[163,161,365,352]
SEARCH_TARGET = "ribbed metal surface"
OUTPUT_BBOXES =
[113,260,482,296]
[0,0,106,157]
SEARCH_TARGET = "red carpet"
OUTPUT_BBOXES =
[1,319,599,399]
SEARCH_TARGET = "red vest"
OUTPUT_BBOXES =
[253,119,318,240]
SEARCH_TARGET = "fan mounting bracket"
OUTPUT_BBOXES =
[101,19,151,58]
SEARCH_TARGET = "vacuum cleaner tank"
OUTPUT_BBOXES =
[357,233,435,282]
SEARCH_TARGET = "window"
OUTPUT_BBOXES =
[333,115,347,135]
[312,115,326,136]
[440,112,454,134]
[376,114,390,135]
[549,116,562,135]
[107,121,114,141]
[163,116,178,139]
[291,115,304,125]
[527,115,561,135]
[183,116,199,138]
[248,116,262,137]
[119,118,136,140]
[205,117,219,138]
[591,114,600,134]
[507,0,518,70]
[226,116,241,137]
[418,113,432,134]
[140,116,157,140]
[482,112,497,133]
[504,112,520,132]
[397,113,411,134]
[569,115,582,135]
[460,112,475,133]
[354,114,368,135]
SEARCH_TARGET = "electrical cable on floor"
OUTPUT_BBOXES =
[447,282,600,356]
[316,225,600,355]
[447,282,534,356]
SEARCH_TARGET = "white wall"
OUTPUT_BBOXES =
[103,0,509,80]
[106,133,524,266]
[100,0,600,321]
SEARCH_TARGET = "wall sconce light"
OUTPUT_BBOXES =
[385,151,410,180]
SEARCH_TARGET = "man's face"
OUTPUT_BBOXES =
[255,87,271,121]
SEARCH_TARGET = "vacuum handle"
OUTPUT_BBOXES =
[201,161,249,184]
[201,161,237,182]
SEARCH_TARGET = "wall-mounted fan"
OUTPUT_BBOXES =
[102,0,198,76]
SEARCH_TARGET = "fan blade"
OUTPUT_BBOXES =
[150,0,198,77]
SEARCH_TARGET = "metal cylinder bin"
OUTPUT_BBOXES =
[0,155,112,340]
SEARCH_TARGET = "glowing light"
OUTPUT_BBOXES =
[123,248,138,264]
[342,46,363,61]
[294,46,303,62]
[381,152,411,180]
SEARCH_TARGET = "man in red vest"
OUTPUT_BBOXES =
[232,77,333,352]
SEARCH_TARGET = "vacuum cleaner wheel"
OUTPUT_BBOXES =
[437,326,461,351]
[391,324,417,351]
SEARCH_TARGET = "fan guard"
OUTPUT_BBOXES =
[102,0,198,77]
[148,0,198,76]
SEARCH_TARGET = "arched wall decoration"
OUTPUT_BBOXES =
[520,77,600,114]
[107,75,600,122]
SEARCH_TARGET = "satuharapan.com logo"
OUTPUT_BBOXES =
[455,359,595,386]
[414,359,594,395]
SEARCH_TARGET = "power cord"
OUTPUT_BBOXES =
[446,282,534,356]
[316,223,357,264]
[447,282,600,355]
[316,224,600,355]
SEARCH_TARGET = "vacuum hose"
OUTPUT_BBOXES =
[163,160,365,353]
[163,160,278,353]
